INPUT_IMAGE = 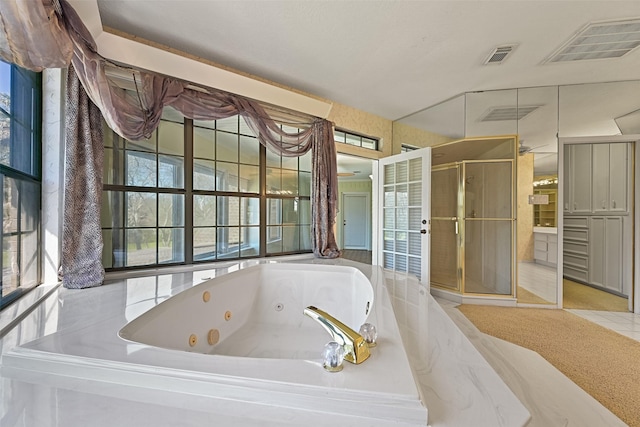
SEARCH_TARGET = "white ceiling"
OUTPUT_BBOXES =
[95,0,640,122]
[92,1,640,178]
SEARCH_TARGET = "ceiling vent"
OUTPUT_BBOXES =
[545,18,640,63]
[479,105,541,122]
[483,45,517,65]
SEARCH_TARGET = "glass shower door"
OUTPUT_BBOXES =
[463,160,514,295]
[431,165,460,291]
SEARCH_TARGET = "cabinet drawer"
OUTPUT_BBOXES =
[534,233,547,242]
[564,253,588,269]
[564,217,588,228]
[548,235,558,244]
[534,249,548,261]
[564,266,588,282]
[564,228,588,242]
[564,241,588,255]
[534,240,548,251]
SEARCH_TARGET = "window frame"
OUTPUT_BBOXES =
[0,61,42,311]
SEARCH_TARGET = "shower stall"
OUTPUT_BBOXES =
[430,137,516,298]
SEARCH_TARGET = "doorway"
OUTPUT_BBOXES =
[560,136,636,313]
[342,192,370,250]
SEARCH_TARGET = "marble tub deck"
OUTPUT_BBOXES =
[0,255,621,426]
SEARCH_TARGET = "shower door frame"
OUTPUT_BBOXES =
[431,159,516,298]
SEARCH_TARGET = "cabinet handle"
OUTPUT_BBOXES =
[602,200,605,209]
[574,202,577,210]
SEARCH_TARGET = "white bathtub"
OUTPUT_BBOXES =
[119,263,375,360]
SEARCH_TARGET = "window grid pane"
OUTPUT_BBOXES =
[102,112,313,270]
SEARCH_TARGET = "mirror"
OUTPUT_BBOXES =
[394,79,640,308]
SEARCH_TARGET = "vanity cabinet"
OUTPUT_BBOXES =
[533,229,557,267]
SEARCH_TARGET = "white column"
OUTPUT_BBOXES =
[41,68,65,284]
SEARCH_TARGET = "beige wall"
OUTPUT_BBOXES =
[517,153,535,261]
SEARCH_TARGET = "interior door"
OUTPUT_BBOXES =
[343,193,369,249]
[376,148,431,282]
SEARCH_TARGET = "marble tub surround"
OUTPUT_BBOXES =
[2,257,427,426]
[1,255,529,427]
[439,298,626,427]
[385,273,530,427]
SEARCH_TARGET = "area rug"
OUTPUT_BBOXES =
[563,279,628,311]
[457,304,640,426]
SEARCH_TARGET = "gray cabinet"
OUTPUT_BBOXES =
[563,141,632,297]
[564,144,592,213]
[592,143,629,213]
[589,216,623,294]
[563,216,589,283]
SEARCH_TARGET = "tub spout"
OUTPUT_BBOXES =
[303,306,370,364]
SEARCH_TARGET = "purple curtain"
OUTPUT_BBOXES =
[61,64,105,288]
[1,0,340,287]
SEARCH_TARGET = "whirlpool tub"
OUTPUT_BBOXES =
[119,263,375,360]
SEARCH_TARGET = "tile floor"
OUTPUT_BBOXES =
[568,309,640,342]
[517,261,640,343]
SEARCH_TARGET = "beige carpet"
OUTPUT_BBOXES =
[458,305,640,426]
[563,279,629,311]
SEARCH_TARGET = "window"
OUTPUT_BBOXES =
[334,129,378,150]
[0,60,42,310]
[101,111,312,269]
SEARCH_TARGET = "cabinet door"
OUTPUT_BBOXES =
[570,145,592,213]
[608,143,628,213]
[589,217,605,287]
[592,144,609,213]
[563,145,571,213]
[604,216,623,293]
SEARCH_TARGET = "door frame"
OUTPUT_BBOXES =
[559,135,638,313]
[341,191,371,250]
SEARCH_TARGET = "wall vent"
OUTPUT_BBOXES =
[483,45,517,65]
[545,18,640,63]
[479,105,541,122]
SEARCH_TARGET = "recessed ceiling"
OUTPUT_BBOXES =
[90,1,640,121]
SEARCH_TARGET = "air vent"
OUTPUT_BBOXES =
[483,45,517,65]
[545,18,640,63]
[479,105,541,122]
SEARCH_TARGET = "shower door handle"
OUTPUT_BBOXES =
[455,220,459,235]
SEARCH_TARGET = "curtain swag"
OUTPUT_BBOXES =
[1,0,340,287]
